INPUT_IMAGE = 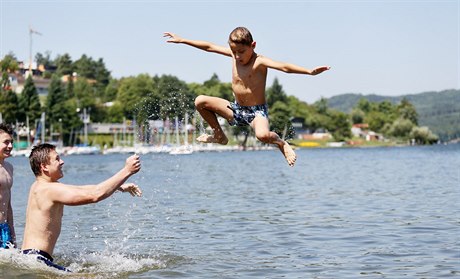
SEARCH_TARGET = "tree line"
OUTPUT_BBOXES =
[0,52,438,146]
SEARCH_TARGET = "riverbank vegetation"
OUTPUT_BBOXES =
[1,52,447,147]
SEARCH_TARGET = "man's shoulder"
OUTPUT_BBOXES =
[32,180,62,192]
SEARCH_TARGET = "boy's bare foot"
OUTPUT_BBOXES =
[196,134,228,145]
[278,141,297,167]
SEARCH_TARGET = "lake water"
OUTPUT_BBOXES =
[1,144,459,278]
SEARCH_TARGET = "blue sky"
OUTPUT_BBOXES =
[1,0,458,103]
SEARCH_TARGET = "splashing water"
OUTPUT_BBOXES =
[0,246,173,278]
[197,113,205,135]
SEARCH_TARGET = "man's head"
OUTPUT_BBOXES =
[29,143,64,179]
[228,27,256,65]
[0,123,14,160]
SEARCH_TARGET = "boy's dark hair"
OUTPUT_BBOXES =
[0,123,13,136]
[228,27,253,46]
[29,143,56,176]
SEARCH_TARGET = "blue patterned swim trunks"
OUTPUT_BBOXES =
[0,222,13,249]
[227,102,269,126]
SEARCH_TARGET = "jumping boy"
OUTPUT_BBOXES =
[164,27,330,167]
[0,123,16,249]
[22,143,142,272]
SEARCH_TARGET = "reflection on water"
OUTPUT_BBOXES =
[1,144,459,278]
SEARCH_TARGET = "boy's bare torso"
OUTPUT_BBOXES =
[22,181,63,255]
[231,54,268,106]
[0,162,13,223]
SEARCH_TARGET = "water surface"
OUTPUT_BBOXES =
[1,144,459,278]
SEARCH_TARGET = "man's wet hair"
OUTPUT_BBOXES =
[29,143,56,176]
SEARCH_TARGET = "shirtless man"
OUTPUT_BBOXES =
[22,143,142,271]
[164,27,330,167]
[0,123,15,249]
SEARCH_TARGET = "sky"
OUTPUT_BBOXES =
[1,0,459,104]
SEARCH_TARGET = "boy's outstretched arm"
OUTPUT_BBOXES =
[259,56,330,75]
[164,32,232,57]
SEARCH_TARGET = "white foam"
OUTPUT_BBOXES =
[1,247,166,277]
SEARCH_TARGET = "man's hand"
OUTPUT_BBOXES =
[119,183,142,197]
[125,154,141,174]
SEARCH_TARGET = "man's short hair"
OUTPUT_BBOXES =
[0,123,13,136]
[29,143,56,176]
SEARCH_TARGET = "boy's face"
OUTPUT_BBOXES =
[229,42,256,65]
[0,131,13,160]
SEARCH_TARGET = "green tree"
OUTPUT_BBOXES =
[191,74,233,101]
[314,97,328,114]
[203,73,220,88]
[94,58,111,86]
[266,78,287,107]
[286,96,316,131]
[18,75,42,123]
[365,111,387,133]
[106,102,125,123]
[357,98,371,113]
[1,53,18,90]
[397,98,418,125]
[103,79,119,102]
[388,118,414,139]
[0,53,19,123]
[270,101,294,140]
[74,54,95,79]
[0,89,19,124]
[65,76,74,99]
[155,75,195,120]
[351,108,365,124]
[410,126,438,144]
[35,51,54,70]
[74,77,96,109]
[46,75,69,131]
[117,74,156,120]
[328,111,352,141]
[60,98,83,145]
[378,100,395,117]
[55,53,74,76]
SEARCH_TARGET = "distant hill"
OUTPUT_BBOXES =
[326,89,460,141]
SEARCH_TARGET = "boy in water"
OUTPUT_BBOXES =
[164,27,330,167]
[22,143,142,272]
[0,123,16,249]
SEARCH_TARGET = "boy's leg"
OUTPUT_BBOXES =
[251,116,297,167]
[195,95,234,145]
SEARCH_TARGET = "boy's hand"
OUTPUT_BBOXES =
[119,183,142,197]
[164,32,182,43]
[125,154,141,174]
[311,66,331,75]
